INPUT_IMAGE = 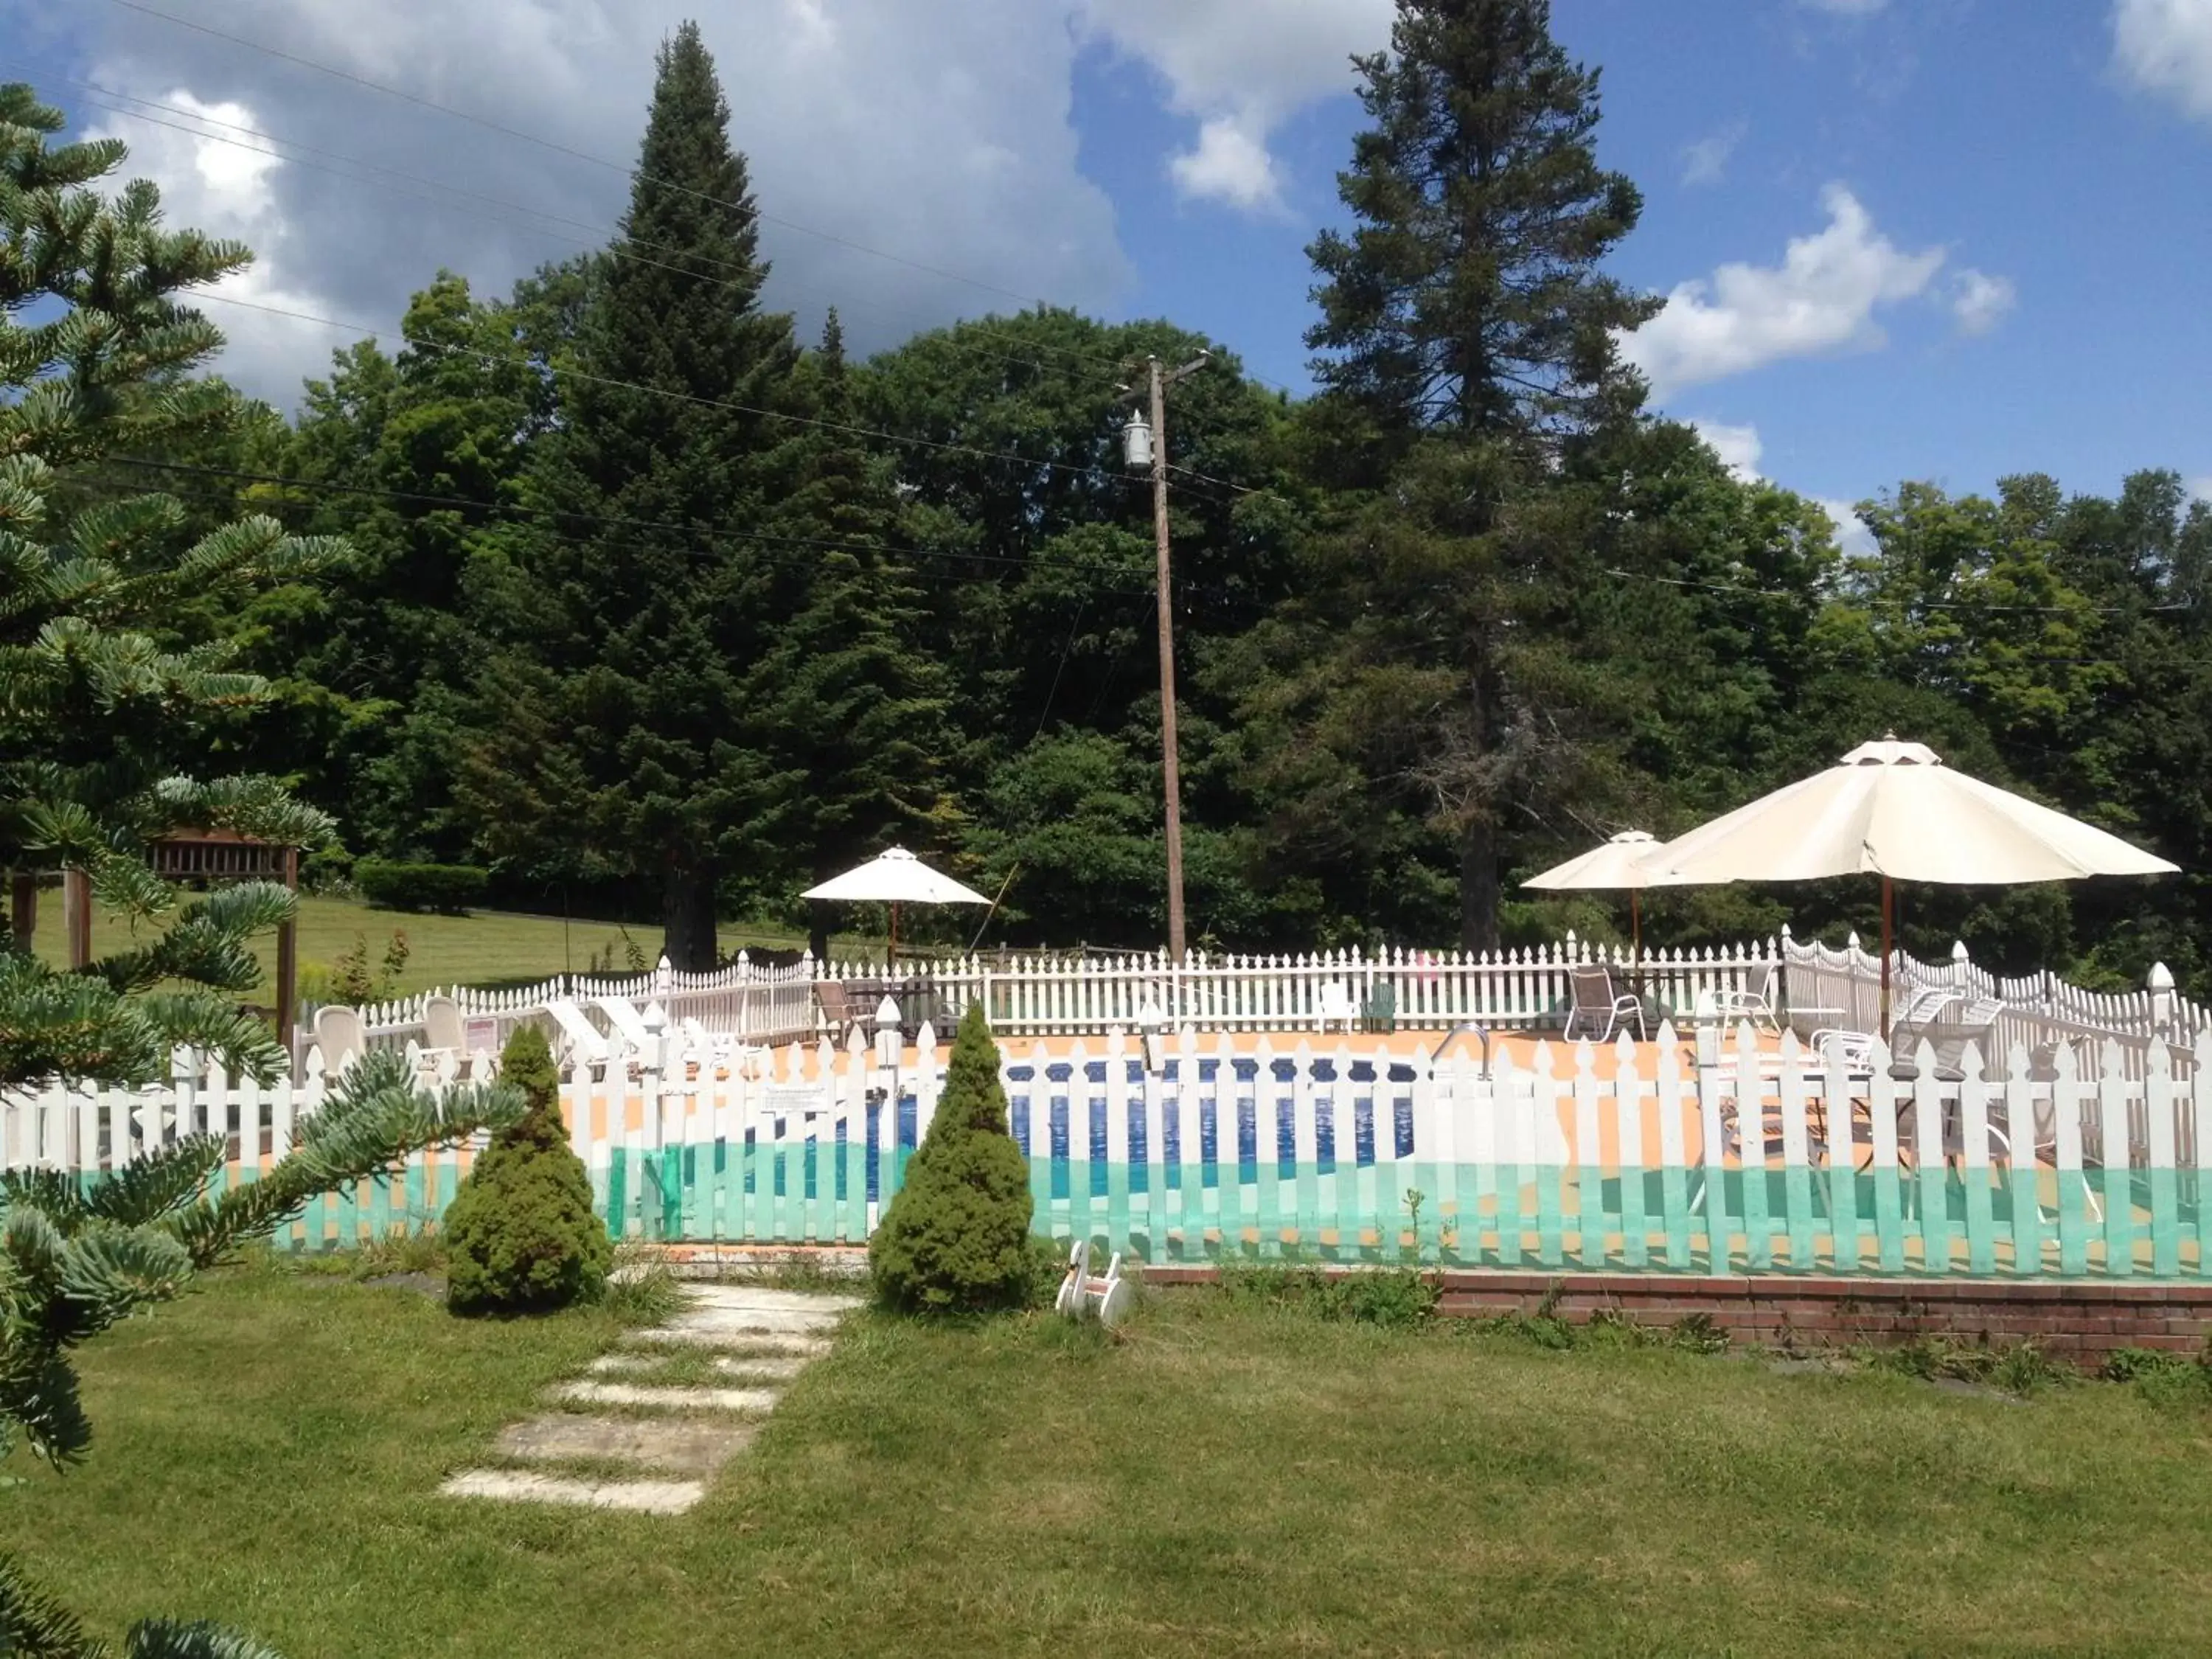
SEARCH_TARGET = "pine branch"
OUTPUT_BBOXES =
[0,1553,105,1659]
[126,1621,282,1659]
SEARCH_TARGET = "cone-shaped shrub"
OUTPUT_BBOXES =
[870,1003,1036,1313]
[443,1025,612,1314]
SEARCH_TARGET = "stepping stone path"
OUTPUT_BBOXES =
[441,1284,860,1516]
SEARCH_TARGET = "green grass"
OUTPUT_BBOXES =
[21,891,874,998]
[15,1268,2212,1655]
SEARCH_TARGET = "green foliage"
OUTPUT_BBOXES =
[597,1241,685,1327]
[352,859,487,914]
[442,1025,611,1315]
[869,1004,1035,1314]
[0,83,338,1087]
[1219,1263,1441,1329]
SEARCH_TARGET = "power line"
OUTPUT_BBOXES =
[66,82,1125,389]
[88,455,1169,595]
[180,285,1222,504]
[1607,567,2188,616]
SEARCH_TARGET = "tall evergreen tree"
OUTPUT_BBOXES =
[1,83,335,1082]
[465,24,804,967]
[759,311,952,959]
[1282,0,1659,948]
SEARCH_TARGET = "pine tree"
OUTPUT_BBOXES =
[469,24,806,967]
[443,1024,612,1313]
[0,83,528,1655]
[762,312,953,959]
[869,1003,1035,1313]
[1289,0,1658,949]
[0,83,343,1084]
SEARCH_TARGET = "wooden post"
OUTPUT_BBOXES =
[1148,355,1186,964]
[9,872,35,950]
[276,845,299,1049]
[63,867,92,969]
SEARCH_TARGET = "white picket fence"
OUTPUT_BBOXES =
[16,1020,2212,1278]
[310,953,820,1069]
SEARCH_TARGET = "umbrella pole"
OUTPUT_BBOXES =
[888,901,900,970]
[1630,888,1641,970]
[1879,874,1893,1043]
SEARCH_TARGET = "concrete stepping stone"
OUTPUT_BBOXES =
[592,1334,830,1371]
[637,1306,841,1342]
[442,1469,704,1514]
[552,1380,782,1413]
[706,1354,813,1382]
[495,1413,757,1474]
[688,1284,866,1313]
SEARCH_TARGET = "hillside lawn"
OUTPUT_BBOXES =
[10,1263,2212,1657]
[20,891,886,998]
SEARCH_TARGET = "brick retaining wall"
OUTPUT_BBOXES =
[1145,1267,2212,1367]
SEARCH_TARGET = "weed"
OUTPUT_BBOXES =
[1217,1262,1438,1327]
[1871,1333,2070,1396]
[352,1226,447,1281]
[597,1242,686,1326]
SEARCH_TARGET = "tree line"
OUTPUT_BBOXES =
[55,3,2212,988]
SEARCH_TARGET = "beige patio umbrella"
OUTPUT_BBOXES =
[1637,737,2178,1033]
[802,846,990,964]
[1522,830,1700,965]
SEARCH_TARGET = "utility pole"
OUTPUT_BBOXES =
[1121,350,1209,962]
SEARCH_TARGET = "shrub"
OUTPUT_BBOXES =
[442,1026,612,1315]
[870,1003,1035,1314]
[355,858,488,914]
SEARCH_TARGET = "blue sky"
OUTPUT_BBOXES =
[1085,1,2212,521]
[12,0,2211,526]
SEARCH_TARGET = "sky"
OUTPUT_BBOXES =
[7,0,2211,544]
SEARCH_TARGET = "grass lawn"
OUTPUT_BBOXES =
[21,892,873,998]
[13,1267,2212,1656]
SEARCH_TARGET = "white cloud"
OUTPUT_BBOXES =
[1615,185,1946,397]
[79,91,346,400]
[1690,418,1764,481]
[1680,120,1747,187]
[1078,0,1394,211]
[64,1,1134,406]
[1169,118,1284,214]
[1819,498,1880,558]
[2113,0,2212,123]
[1948,268,2017,335]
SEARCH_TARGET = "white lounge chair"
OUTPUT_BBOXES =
[1565,964,1644,1043]
[1316,981,1357,1034]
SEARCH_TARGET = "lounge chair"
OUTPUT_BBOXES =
[1711,962,1781,1032]
[1565,964,1644,1043]
[1316,981,1357,1034]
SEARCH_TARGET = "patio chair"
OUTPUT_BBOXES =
[1360,978,1398,1034]
[1710,962,1781,1032]
[1565,964,1644,1043]
[814,979,858,1043]
[311,1004,366,1076]
[1316,981,1357,1034]
[418,994,470,1082]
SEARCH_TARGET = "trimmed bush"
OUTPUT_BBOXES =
[442,1025,612,1315]
[870,1003,1036,1314]
[355,858,487,914]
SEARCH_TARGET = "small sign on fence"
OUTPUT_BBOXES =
[465,1017,498,1054]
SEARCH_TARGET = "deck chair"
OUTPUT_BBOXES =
[420,994,468,1081]
[311,1004,366,1076]
[1711,962,1781,1032]
[1361,978,1398,1035]
[1316,981,1357,1034]
[1565,964,1644,1043]
[815,979,857,1042]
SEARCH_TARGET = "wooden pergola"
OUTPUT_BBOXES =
[10,830,302,1039]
